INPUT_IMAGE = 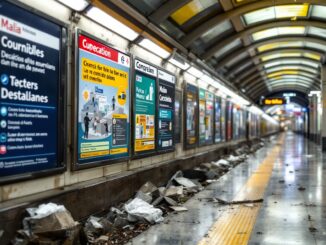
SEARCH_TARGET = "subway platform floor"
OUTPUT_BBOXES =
[128,132,326,245]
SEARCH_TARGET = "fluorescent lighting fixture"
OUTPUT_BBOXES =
[202,75,220,88]
[169,56,190,70]
[201,21,232,43]
[308,91,321,97]
[252,27,305,41]
[311,5,326,20]
[86,7,139,41]
[139,38,170,59]
[244,4,308,25]
[57,0,89,11]
[187,66,204,78]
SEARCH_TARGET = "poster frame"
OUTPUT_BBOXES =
[174,88,182,144]
[131,57,158,159]
[183,82,199,150]
[214,95,222,144]
[0,0,67,184]
[72,29,131,171]
[156,68,176,154]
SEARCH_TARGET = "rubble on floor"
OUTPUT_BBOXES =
[11,140,266,244]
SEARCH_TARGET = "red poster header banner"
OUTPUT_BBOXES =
[79,34,118,62]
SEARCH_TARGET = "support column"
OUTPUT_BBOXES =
[321,65,326,150]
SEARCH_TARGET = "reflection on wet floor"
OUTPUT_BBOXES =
[129,132,326,245]
[249,132,326,245]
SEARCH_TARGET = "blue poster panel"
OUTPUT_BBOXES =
[77,33,130,164]
[0,1,63,177]
[157,69,175,152]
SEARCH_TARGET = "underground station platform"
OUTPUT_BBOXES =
[1,0,326,244]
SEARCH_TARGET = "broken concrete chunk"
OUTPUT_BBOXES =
[169,206,188,212]
[124,198,164,224]
[139,181,158,194]
[163,196,178,206]
[135,191,153,204]
[166,170,183,188]
[114,215,129,228]
[165,186,183,198]
[174,177,197,188]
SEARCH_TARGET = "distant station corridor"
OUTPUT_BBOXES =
[128,132,326,245]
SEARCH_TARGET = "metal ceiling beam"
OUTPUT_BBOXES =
[227,47,324,76]
[217,36,326,69]
[202,20,326,60]
[149,0,192,23]
[180,0,326,46]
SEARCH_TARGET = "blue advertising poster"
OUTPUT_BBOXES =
[157,69,175,152]
[0,1,62,177]
[77,34,130,164]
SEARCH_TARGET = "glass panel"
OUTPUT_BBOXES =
[308,26,326,38]
[305,42,326,52]
[214,38,241,59]
[311,5,326,20]
[264,59,319,69]
[303,52,321,60]
[243,4,309,25]
[243,7,274,25]
[252,27,305,41]
[275,4,309,18]
[171,0,217,25]
[201,20,232,42]
[225,51,248,67]
[261,53,302,62]
[265,66,317,74]
[257,41,303,52]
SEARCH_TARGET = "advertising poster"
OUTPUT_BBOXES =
[205,91,214,145]
[185,83,198,148]
[220,99,226,141]
[77,33,130,164]
[226,101,233,141]
[198,88,206,145]
[174,90,182,144]
[134,59,156,154]
[0,1,63,177]
[233,106,240,140]
[214,96,221,143]
[157,69,175,152]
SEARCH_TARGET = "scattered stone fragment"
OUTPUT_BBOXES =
[278,180,285,183]
[169,206,188,212]
[298,186,306,191]
[256,231,263,235]
[309,226,318,232]
[174,177,197,188]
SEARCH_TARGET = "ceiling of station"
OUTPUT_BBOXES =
[116,0,326,103]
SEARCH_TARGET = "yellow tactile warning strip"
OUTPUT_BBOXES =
[198,136,284,245]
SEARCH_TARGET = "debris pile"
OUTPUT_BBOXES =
[12,141,266,244]
[12,203,80,245]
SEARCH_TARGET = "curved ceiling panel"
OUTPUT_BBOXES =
[118,0,326,100]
